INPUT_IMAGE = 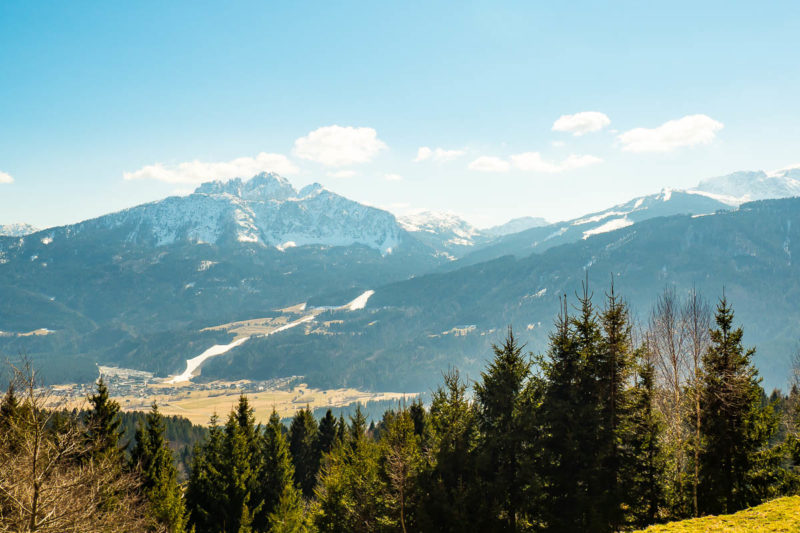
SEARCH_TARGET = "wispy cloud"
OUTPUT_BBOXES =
[293,125,387,167]
[552,111,611,136]
[0,171,13,184]
[123,153,298,183]
[618,114,723,152]
[384,173,403,181]
[414,146,466,162]
[512,152,603,173]
[468,156,511,172]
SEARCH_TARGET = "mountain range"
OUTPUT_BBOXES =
[1,168,798,390]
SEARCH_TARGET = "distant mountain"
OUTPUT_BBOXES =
[456,189,731,266]
[398,211,492,259]
[693,167,800,203]
[103,173,403,253]
[205,197,800,392]
[0,223,39,237]
[484,216,549,236]
[4,168,800,391]
[0,173,444,382]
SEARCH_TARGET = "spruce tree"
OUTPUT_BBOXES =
[540,296,590,531]
[474,327,531,532]
[698,296,777,514]
[289,407,319,498]
[222,397,262,533]
[187,414,227,531]
[380,409,423,533]
[625,348,666,528]
[85,378,124,463]
[317,409,338,459]
[255,410,301,530]
[418,369,479,533]
[595,284,635,531]
[132,402,187,532]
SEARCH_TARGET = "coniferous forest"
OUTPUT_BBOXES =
[2,285,800,532]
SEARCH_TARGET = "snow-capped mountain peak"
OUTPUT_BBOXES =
[55,173,403,254]
[0,223,39,237]
[692,168,800,204]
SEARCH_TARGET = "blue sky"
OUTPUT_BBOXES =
[1,1,799,228]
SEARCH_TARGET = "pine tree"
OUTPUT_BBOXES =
[540,295,591,531]
[255,409,300,530]
[222,397,262,533]
[625,348,666,528]
[289,407,319,498]
[380,409,423,533]
[132,402,187,532]
[418,369,479,533]
[698,296,778,514]
[349,405,367,445]
[595,284,636,531]
[317,409,338,459]
[187,414,227,531]
[474,327,532,532]
[85,377,124,463]
[268,483,310,533]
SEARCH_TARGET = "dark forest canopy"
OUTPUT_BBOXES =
[2,285,800,532]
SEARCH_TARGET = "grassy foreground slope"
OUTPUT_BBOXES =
[636,496,800,532]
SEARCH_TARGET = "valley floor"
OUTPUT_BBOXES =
[51,378,414,425]
[635,496,800,532]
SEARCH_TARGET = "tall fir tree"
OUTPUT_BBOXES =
[418,369,480,533]
[85,378,124,463]
[255,409,302,530]
[625,348,667,528]
[474,327,532,532]
[540,296,591,532]
[131,402,187,532]
[289,407,319,498]
[698,296,778,514]
[595,284,636,531]
[379,409,424,533]
[187,414,227,532]
[317,409,339,459]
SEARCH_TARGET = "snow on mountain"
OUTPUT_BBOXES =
[0,223,39,237]
[692,167,800,204]
[398,211,492,258]
[91,173,403,254]
[484,216,549,236]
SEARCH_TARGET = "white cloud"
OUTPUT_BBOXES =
[384,173,403,181]
[123,152,298,183]
[414,146,466,162]
[511,152,603,173]
[552,111,611,136]
[0,171,13,184]
[618,114,724,153]
[328,170,357,178]
[468,156,511,173]
[293,125,387,167]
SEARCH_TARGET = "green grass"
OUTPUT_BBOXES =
[636,496,800,532]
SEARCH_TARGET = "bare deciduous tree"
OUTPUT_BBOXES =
[0,360,151,532]
[682,287,710,517]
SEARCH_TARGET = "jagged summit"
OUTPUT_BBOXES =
[194,172,296,201]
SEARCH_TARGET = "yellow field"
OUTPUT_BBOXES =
[635,496,800,532]
[64,382,415,425]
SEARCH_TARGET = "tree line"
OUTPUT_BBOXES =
[1,284,799,532]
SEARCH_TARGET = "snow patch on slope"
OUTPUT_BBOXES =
[582,218,633,239]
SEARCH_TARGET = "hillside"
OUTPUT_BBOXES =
[635,496,800,532]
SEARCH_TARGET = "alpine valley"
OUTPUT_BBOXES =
[1,169,799,391]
